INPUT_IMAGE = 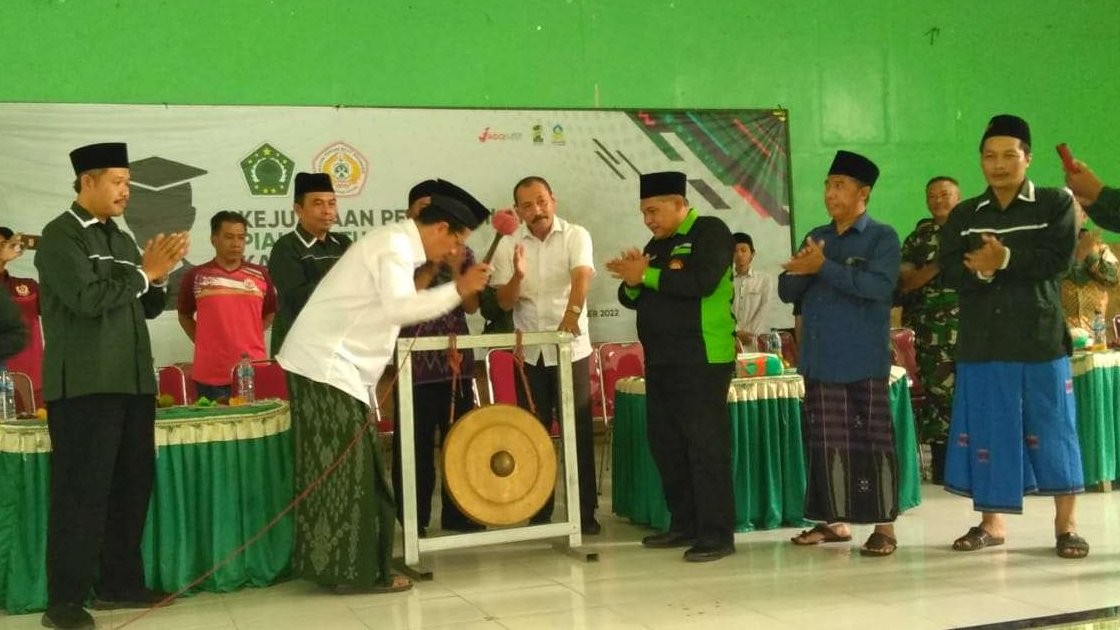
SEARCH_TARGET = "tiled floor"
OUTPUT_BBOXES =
[4,483,1120,629]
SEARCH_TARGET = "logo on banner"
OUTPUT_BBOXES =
[532,124,545,145]
[551,124,566,146]
[240,143,295,196]
[313,142,368,197]
[478,127,523,143]
[128,155,209,311]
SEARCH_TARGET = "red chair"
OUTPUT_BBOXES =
[595,341,645,485]
[157,365,189,405]
[889,327,925,406]
[10,370,35,415]
[250,360,289,400]
[484,347,561,439]
[228,359,289,400]
[755,331,798,367]
[588,347,605,425]
[485,348,519,405]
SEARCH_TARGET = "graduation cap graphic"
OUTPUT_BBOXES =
[125,156,208,310]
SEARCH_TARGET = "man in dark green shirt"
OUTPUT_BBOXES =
[939,115,1087,560]
[267,173,353,355]
[608,171,737,562]
[1065,160,1120,232]
[35,143,188,630]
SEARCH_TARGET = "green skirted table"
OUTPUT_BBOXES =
[612,366,920,532]
[0,401,293,614]
[1071,351,1120,487]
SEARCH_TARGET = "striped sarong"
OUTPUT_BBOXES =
[802,378,898,524]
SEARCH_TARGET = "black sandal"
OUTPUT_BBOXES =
[1056,532,1089,559]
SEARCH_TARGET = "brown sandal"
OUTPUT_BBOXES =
[791,523,851,545]
[951,526,1005,551]
[859,532,897,557]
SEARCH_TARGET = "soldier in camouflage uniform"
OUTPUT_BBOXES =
[898,177,961,452]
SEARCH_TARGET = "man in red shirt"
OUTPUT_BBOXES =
[178,212,277,401]
[0,227,44,406]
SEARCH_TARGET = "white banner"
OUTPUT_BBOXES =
[0,104,794,366]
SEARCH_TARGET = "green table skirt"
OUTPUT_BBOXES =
[0,401,293,614]
[1071,351,1120,485]
[612,369,920,532]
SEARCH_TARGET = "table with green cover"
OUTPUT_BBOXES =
[0,400,292,614]
[612,366,920,532]
[1071,351,1120,486]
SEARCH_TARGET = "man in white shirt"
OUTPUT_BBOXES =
[731,232,774,349]
[489,176,600,535]
[277,190,491,595]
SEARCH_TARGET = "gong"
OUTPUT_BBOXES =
[442,403,557,526]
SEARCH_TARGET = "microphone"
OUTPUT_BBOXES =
[483,209,519,264]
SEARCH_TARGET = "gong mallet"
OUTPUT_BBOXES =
[483,209,519,264]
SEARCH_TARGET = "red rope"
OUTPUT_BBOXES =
[446,333,462,421]
[512,329,538,417]
[119,335,423,628]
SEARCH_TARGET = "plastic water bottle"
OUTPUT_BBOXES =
[0,367,16,421]
[767,328,783,358]
[235,354,256,403]
[1092,311,1108,350]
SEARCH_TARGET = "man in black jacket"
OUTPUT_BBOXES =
[607,171,737,562]
[939,115,1087,560]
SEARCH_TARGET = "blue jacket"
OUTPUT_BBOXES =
[779,212,900,383]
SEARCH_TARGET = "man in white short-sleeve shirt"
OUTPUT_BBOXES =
[489,176,599,534]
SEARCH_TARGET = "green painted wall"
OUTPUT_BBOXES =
[2,0,1118,241]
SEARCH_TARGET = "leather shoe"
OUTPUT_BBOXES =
[92,587,174,610]
[41,604,95,629]
[683,543,736,562]
[581,519,602,535]
[641,531,697,548]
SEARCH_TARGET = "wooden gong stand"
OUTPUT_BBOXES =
[394,331,598,580]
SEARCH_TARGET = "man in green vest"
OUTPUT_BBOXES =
[607,171,737,562]
[35,143,188,630]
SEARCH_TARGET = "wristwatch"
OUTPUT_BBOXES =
[567,305,582,315]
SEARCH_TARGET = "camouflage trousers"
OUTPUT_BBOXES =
[914,340,955,444]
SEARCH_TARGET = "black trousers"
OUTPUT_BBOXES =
[391,380,478,530]
[46,393,156,606]
[645,362,735,546]
[514,356,598,524]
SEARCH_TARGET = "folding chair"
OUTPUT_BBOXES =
[755,330,798,367]
[10,370,35,415]
[485,347,562,446]
[227,359,291,401]
[157,364,189,405]
[250,360,289,400]
[595,341,645,486]
[889,326,926,408]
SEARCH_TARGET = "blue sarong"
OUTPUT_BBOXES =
[944,358,1083,513]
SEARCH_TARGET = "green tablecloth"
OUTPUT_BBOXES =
[1071,351,1120,485]
[612,367,920,532]
[0,401,292,614]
